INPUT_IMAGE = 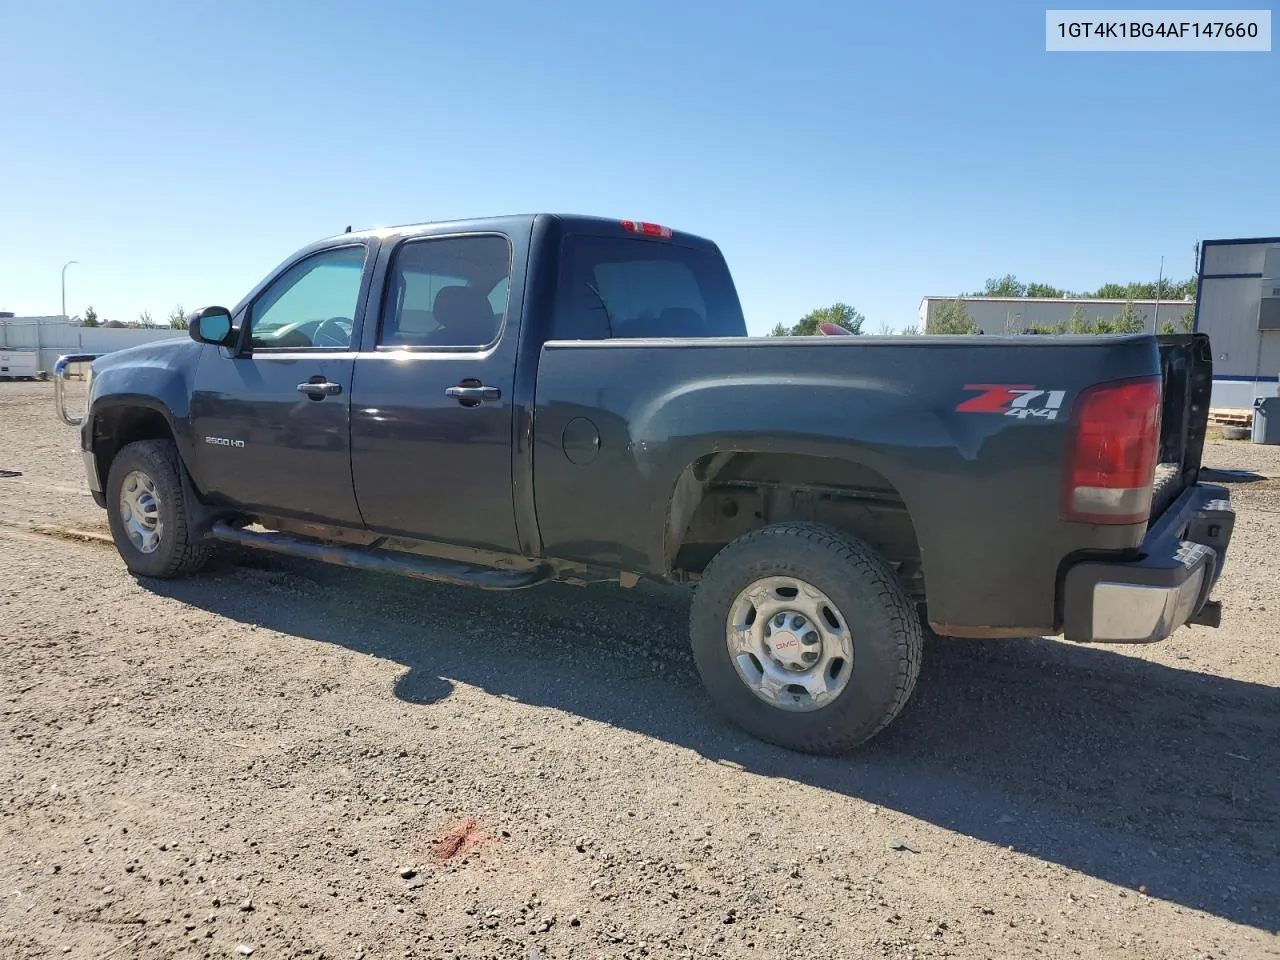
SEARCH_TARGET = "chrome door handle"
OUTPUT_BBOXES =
[445,384,501,403]
[297,380,342,398]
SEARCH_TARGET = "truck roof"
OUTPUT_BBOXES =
[324,214,721,251]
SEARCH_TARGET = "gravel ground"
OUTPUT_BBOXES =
[1,380,1277,960]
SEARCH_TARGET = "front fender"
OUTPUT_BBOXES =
[84,341,202,468]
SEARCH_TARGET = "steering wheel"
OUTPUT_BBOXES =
[313,316,353,348]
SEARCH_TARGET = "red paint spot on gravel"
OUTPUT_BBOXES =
[432,817,487,862]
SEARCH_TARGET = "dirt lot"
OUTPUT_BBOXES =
[1,379,1277,960]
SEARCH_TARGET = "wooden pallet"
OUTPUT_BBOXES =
[1208,407,1254,428]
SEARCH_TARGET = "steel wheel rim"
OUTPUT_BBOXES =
[725,575,854,712]
[118,469,163,554]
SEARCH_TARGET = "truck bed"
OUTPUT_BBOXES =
[532,331,1188,637]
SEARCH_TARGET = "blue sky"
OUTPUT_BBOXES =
[1,1,1275,333]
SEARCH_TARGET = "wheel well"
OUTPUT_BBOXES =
[91,406,176,487]
[667,453,924,597]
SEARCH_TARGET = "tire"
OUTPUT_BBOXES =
[105,439,212,579]
[689,522,922,755]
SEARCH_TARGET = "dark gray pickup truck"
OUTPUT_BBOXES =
[55,213,1235,754]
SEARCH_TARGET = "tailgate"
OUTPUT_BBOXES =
[1150,333,1214,520]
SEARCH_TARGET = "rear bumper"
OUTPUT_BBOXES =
[1062,482,1234,643]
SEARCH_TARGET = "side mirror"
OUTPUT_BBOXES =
[189,307,234,346]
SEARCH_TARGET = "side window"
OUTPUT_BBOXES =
[380,235,512,348]
[249,245,367,350]
[551,236,747,340]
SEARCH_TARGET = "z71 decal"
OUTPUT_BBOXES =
[956,384,1068,421]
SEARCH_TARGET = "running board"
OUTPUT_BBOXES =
[209,522,552,591]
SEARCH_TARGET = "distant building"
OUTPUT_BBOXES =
[917,296,1194,336]
[0,315,185,374]
[1193,236,1280,409]
[918,239,1280,409]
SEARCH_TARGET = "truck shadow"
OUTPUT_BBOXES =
[143,557,1279,932]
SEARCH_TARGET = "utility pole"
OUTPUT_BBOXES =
[1153,256,1164,332]
[61,261,80,318]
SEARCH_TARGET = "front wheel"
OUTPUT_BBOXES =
[105,439,212,579]
[689,522,922,755]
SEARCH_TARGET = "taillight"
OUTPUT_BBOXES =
[620,220,673,239]
[1062,376,1162,524]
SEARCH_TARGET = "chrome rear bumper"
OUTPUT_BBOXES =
[1062,483,1233,643]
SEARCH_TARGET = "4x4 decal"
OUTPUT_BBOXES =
[957,384,1068,421]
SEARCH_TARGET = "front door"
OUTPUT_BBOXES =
[350,232,522,553]
[189,243,372,526]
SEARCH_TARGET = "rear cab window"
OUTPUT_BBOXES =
[552,233,747,340]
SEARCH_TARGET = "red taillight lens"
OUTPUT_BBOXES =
[1063,376,1163,524]
[620,220,673,239]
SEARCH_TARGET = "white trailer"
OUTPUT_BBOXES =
[0,349,39,380]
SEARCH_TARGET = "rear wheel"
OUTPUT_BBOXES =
[689,522,922,754]
[105,439,212,579]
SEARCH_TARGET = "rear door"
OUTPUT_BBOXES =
[189,242,373,525]
[349,230,523,553]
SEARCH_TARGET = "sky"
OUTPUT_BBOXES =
[1,1,1276,334]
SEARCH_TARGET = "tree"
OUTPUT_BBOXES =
[773,303,865,336]
[82,305,99,328]
[168,304,188,329]
[136,310,155,328]
[876,320,895,336]
[1160,310,1197,335]
[1066,304,1093,333]
[1025,282,1072,298]
[967,276,1197,302]
[1085,278,1197,300]
[1092,282,1129,300]
[981,274,1027,298]
[792,302,865,336]
[1110,300,1147,333]
[929,298,980,334]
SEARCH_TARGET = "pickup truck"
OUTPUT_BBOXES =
[54,214,1235,755]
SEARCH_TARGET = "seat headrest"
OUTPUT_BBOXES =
[432,286,496,346]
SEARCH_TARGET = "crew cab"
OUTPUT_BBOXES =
[54,214,1235,754]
